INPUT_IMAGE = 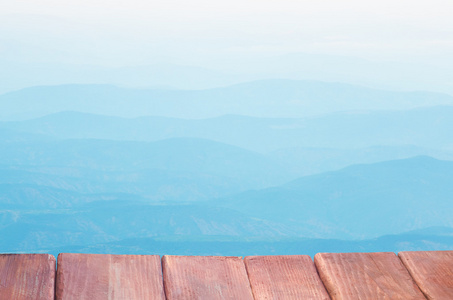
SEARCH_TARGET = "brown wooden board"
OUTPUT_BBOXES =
[244,255,331,300]
[162,255,254,300]
[55,253,165,300]
[314,252,426,300]
[0,254,55,300]
[399,250,453,299]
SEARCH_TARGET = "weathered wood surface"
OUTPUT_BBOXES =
[314,252,426,300]
[0,254,55,300]
[162,255,254,300]
[55,253,165,300]
[399,250,453,299]
[244,255,330,300]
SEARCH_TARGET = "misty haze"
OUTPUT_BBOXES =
[1,0,453,257]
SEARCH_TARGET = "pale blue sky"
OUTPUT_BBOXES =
[1,0,453,95]
[1,0,452,66]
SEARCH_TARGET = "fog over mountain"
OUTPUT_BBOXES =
[1,0,453,256]
[2,105,453,152]
[2,54,453,95]
[1,80,452,120]
[1,81,453,254]
[2,156,453,254]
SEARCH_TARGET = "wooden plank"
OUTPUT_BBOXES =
[244,255,330,300]
[314,252,426,300]
[0,253,55,300]
[55,253,165,300]
[399,250,453,299]
[162,255,254,300]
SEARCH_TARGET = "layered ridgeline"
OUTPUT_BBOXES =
[1,80,453,255]
[1,156,453,254]
[2,106,453,152]
[1,79,453,121]
[2,106,453,174]
[2,53,453,95]
[0,136,297,202]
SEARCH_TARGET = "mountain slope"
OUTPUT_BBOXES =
[0,137,293,183]
[0,136,297,201]
[0,201,306,252]
[217,156,453,239]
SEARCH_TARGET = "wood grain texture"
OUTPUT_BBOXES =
[244,255,331,300]
[55,253,165,300]
[0,254,55,300]
[314,252,426,300]
[399,250,453,299]
[162,255,254,300]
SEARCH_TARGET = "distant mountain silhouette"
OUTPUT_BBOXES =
[2,105,453,152]
[1,80,452,120]
[268,145,453,176]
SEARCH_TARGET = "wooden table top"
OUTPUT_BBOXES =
[1,251,453,299]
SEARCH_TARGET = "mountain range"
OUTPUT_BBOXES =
[1,80,453,255]
[1,80,452,120]
[2,155,453,254]
[2,53,453,95]
[2,105,453,152]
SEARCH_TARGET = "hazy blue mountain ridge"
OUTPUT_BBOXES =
[2,193,453,254]
[2,106,453,153]
[1,152,453,252]
[216,156,453,239]
[42,228,453,258]
[2,54,452,96]
[1,80,452,255]
[0,201,308,252]
[207,53,453,95]
[1,80,452,121]
[268,145,453,176]
[0,139,300,205]
[2,0,453,259]
[0,61,258,95]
